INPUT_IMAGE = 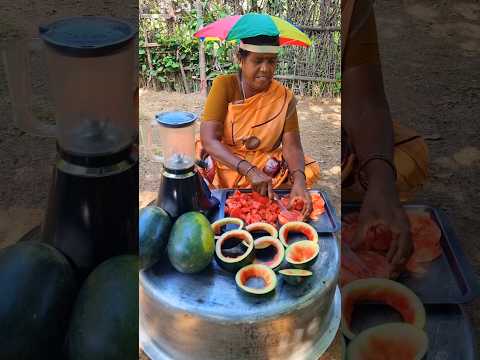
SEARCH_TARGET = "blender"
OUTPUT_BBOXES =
[152,112,219,219]
[4,16,138,278]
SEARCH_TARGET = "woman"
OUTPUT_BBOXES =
[196,34,320,217]
[342,0,429,265]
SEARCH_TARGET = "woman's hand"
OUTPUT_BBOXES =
[288,173,313,218]
[246,167,274,199]
[351,166,413,265]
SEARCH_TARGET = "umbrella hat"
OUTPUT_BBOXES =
[194,13,311,47]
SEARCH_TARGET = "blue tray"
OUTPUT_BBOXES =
[342,204,480,304]
[211,189,340,233]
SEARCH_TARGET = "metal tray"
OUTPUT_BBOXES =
[342,204,480,304]
[142,232,340,320]
[348,303,478,359]
[140,231,340,360]
[216,189,340,233]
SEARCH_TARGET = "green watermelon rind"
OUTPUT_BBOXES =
[215,229,255,273]
[279,268,313,285]
[0,241,77,360]
[139,206,172,269]
[167,212,215,274]
[285,240,320,269]
[66,255,138,360]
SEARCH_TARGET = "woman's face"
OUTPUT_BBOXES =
[241,52,278,93]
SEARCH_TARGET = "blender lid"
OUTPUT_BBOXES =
[39,16,136,56]
[155,112,198,128]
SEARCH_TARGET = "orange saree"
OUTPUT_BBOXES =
[196,79,320,189]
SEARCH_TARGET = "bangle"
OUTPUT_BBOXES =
[289,169,306,183]
[245,165,256,177]
[236,159,249,174]
[357,154,397,190]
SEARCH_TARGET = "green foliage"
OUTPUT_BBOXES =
[139,0,341,97]
[139,2,238,90]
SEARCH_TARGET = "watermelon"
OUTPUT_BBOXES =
[139,206,172,269]
[285,240,320,269]
[341,211,443,279]
[346,323,428,360]
[341,278,426,340]
[278,209,304,226]
[0,242,77,359]
[167,212,215,273]
[66,255,138,360]
[340,250,394,286]
[225,191,281,226]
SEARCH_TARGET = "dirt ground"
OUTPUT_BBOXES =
[0,0,479,359]
[374,0,480,348]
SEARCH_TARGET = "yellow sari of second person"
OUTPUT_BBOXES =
[196,79,320,189]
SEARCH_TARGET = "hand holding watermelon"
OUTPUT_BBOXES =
[288,184,313,219]
[351,186,413,266]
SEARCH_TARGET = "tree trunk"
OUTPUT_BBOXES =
[143,31,156,91]
[250,0,258,12]
[237,0,243,14]
[195,0,207,97]
[177,49,191,93]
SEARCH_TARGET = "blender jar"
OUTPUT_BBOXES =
[4,16,138,156]
[40,17,137,156]
[154,112,197,172]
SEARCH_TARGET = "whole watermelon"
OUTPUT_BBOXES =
[139,206,172,269]
[167,212,214,273]
[0,241,78,360]
[66,255,138,360]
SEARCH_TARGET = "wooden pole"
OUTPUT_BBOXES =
[177,49,190,94]
[143,30,156,91]
[195,0,207,97]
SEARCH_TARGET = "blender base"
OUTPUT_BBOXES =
[42,145,138,279]
[156,169,219,220]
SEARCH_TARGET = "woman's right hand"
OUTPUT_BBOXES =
[246,167,274,199]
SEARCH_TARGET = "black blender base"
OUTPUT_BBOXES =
[157,172,219,219]
[42,148,138,279]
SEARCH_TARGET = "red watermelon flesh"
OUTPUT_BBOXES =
[278,209,304,226]
[341,211,443,282]
[408,213,442,262]
[405,259,428,275]
[356,251,394,278]
[341,246,371,277]
[341,245,394,286]
[225,191,281,226]
[280,193,326,220]
[341,214,393,251]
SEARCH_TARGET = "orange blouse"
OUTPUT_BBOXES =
[201,74,300,134]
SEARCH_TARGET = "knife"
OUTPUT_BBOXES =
[273,193,288,212]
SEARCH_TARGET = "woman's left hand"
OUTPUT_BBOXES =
[289,177,313,219]
[351,179,413,266]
